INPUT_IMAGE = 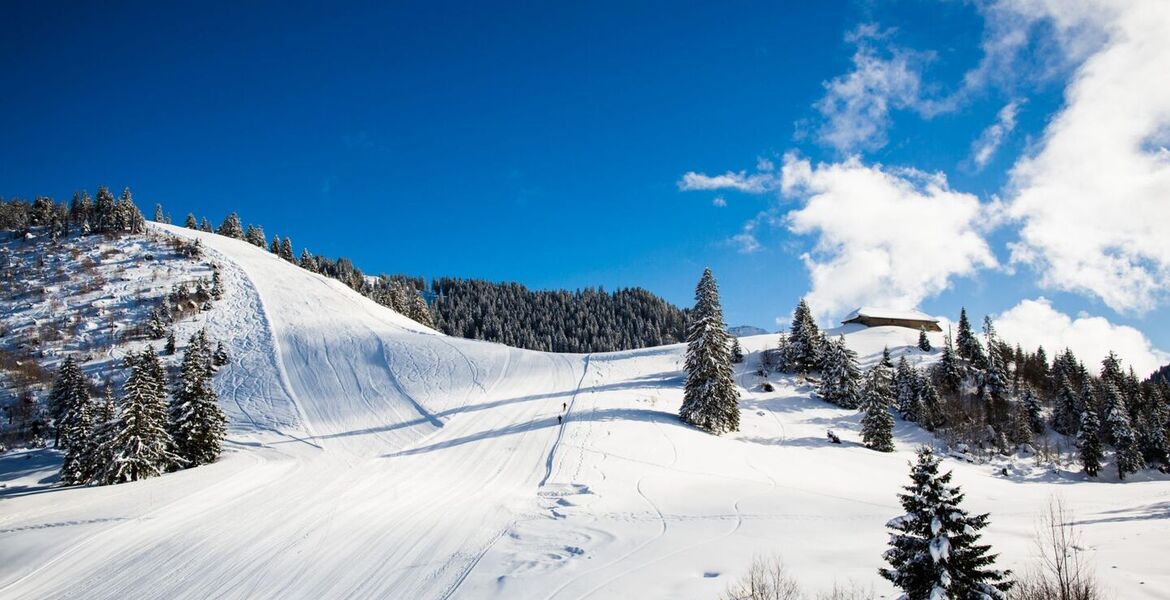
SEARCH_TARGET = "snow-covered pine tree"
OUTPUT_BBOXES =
[818,335,861,409]
[185,213,197,229]
[93,186,116,233]
[1078,397,1103,477]
[213,341,230,367]
[918,328,932,352]
[280,236,294,261]
[147,307,167,339]
[89,384,118,483]
[678,268,740,434]
[936,333,963,396]
[60,391,96,485]
[409,291,435,329]
[729,337,745,364]
[783,299,821,374]
[116,188,146,234]
[217,212,244,239]
[880,346,894,369]
[1050,369,1081,436]
[956,308,977,360]
[170,330,227,466]
[48,356,90,447]
[211,269,224,300]
[860,365,895,452]
[916,377,943,431]
[154,203,164,223]
[99,348,181,484]
[270,234,281,255]
[200,217,213,232]
[244,224,266,247]
[164,330,176,355]
[1021,387,1044,435]
[894,357,920,422]
[1138,385,1169,465]
[299,248,316,272]
[1102,381,1144,480]
[880,446,1013,599]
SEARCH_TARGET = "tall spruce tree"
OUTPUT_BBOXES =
[678,268,740,434]
[280,236,294,261]
[916,378,943,431]
[861,364,895,452]
[1078,398,1103,477]
[170,330,227,466]
[936,333,963,396]
[185,213,198,229]
[918,329,932,352]
[956,308,986,367]
[98,348,180,484]
[894,357,920,422]
[153,203,164,223]
[48,356,90,447]
[1102,381,1144,479]
[730,338,745,364]
[818,335,861,409]
[1051,369,1081,436]
[783,299,821,373]
[218,212,244,239]
[881,447,1013,599]
[59,392,96,485]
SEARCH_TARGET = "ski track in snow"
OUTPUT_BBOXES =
[4,225,1170,599]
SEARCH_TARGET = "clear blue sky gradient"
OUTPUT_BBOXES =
[2,1,1166,351]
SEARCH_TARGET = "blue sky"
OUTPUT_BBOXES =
[3,1,1169,373]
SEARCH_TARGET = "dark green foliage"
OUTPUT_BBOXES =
[917,329,932,352]
[1078,390,1103,477]
[218,212,244,239]
[861,364,895,452]
[170,330,227,467]
[818,335,861,409]
[881,447,1012,599]
[1102,381,1144,479]
[679,268,739,435]
[935,334,963,396]
[730,338,745,364]
[185,213,198,229]
[98,348,181,484]
[956,307,986,367]
[781,299,821,374]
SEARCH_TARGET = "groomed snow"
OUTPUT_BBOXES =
[2,226,1168,599]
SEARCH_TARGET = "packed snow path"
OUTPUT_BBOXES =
[2,226,1169,598]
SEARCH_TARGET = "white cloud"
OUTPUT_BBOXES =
[996,297,1169,376]
[781,154,997,320]
[1004,0,1170,314]
[677,170,777,193]
[813,24,961,154]
[712,196,727,207]
[970,100,1021,169]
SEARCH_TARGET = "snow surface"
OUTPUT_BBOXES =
[3,225,1170,599]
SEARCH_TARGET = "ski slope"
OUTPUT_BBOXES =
[3,226,1169,599]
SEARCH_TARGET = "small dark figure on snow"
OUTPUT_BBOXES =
[557,415,563,425]
[826,430,841,444]
[562,402,567,411]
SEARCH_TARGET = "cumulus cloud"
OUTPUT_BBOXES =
[970,100,1021,169]
[781,154,997,320]
[1004,0,1170,314]
[996,297,1169,376]
[677,170,777,193]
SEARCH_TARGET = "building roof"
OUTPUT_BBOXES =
[841,306,939,324]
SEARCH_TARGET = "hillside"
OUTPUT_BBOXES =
[2,224,1169,599]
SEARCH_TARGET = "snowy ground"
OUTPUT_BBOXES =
[2,225,1169,599]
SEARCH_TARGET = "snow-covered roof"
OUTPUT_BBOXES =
[841,306,938,323]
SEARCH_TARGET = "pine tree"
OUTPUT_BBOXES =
[59,392,96,485]
[208,269,223,301]
[678,268,740,434]
[1051,369,1080,436]
[48,356,90,447]
[147,307,167,339]
[154,203,164,223]
[299,248,316,271]
[817,335,861,409]
[244,224,266,247]
[1138,385,1169,465]
[1102,381,1144,480]
[115,187,146,234]
[1021,387,1044,435]
[894,357,920,422]
[200,217,213,232]
[916,378,943,431]
[185,213,197,229]
[213,341,229,367]
[218,212,244,239]
[99,349,181,483]
[170,330,227,466]
[93,186,116,233]
[280,236,294,261]
[730,337,745,364]
[1078,400,1103,477]
[783,299,821,373]
[408,291,435,329]
[881,447,1013,599]
[936,333,963,396]
[918,329,932,352]
[861,365,895,452]
[880,346,894,369]
[270,234,281,254]
[164,330,176,355]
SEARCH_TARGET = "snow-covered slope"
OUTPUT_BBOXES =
[3,226,1169,599]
